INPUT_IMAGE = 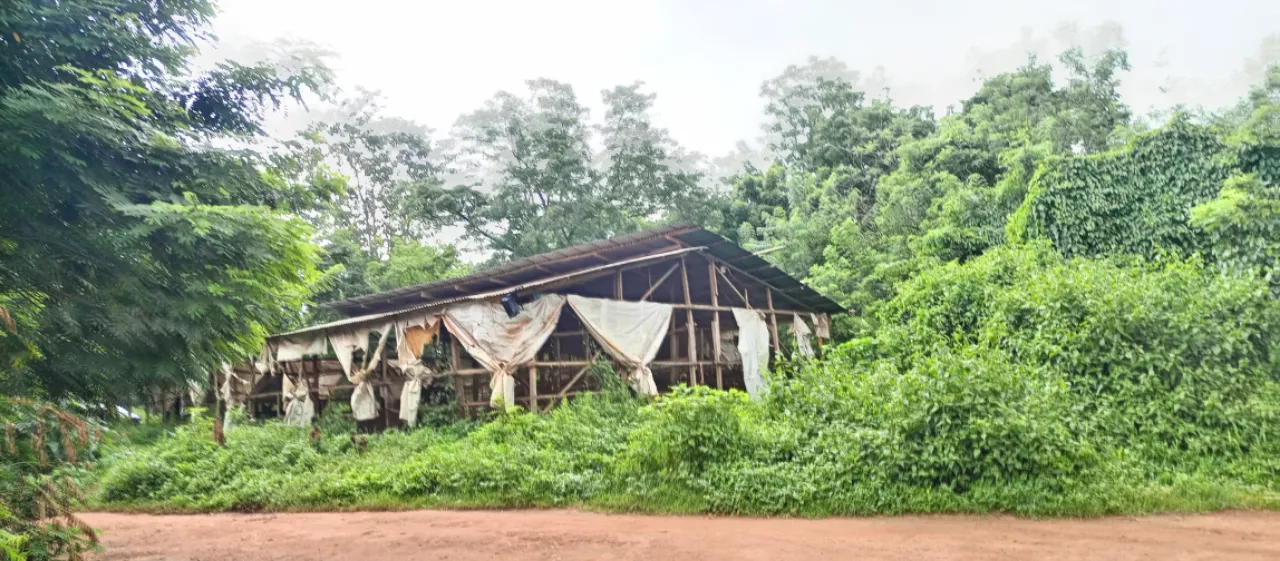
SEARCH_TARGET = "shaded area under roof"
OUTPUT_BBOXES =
[320,224,845,317]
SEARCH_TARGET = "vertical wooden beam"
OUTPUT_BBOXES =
[680,257,697,385]
[708,262,723,389]
[614,269,623,300]
[767,288,781,358]
[310,356,322,418]
[381,341,391,429]
[667,283,678,362]
[451,335,466,418]
[528,364,539,413]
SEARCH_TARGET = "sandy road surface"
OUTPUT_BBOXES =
[82,509,1280,561]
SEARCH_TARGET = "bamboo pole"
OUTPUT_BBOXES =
[715,266,749,307]
[640,263,680,301]
[614,269,623,299]
[709,262,723,389]
[680,257,697,385]
[669,303,805,316]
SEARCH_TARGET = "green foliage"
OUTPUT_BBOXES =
[1191,173,1280,292]
[0,0,333,400]
[1,398,102,560]
[415,80,714,261]
[91,250,1280,516]
[1013,117,1234,257]
[875,245,1280,474]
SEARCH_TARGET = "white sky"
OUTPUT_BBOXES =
[207,0,1280,158]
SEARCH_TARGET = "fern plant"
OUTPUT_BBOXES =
[0,397,101,561]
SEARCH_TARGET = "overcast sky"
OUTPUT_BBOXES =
[206,0,1280,158]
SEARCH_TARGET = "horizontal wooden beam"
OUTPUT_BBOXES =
[670,303,803,316]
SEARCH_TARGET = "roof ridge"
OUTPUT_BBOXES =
[319,223,700,313]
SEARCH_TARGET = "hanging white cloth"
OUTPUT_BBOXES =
[187,380,207,406]
[811,313,831,339]
[281,374,315,427]
[442,295,566,410]
[396,315,441,426]
[732,308,771,400]
[253,343,274,376]
[793,314,815,358]
[275,334,327,362]
[329,324,392,421]
[566,295,671,396]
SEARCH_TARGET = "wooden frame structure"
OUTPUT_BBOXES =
[235,225,842,425]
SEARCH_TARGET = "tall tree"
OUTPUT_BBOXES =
[312,90,438,257]
[417,79,711,261]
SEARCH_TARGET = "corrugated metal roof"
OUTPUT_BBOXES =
[271,246,707,340]
[318,224,845,318]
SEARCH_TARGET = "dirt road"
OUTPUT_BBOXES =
[83,509,1280,561]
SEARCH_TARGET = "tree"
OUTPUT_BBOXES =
[310,90,439,258]
[726,58,935,280]
[0,0,332,400]
[366,240,470,293]
[417,80,711,261]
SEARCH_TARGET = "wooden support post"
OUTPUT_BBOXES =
[278,367,286,417]
[310,356,321,418]
[708,262,723,389]
[767,288,781,358]
[667,283,678,362]
[451,335,466,418]
[528,364,538,413]
[680,257,697,385]
[381,341,391,428]
[614,269,623,299]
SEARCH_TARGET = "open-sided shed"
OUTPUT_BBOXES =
[229,224,842,428]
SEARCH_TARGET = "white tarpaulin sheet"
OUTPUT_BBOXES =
[281,374,315,427]
[566,295,671,396]
[811,313,831,339]
[732,308,771,400]
[396,315,440,426]
[275,334,327,362]
[253,344,274,376]
[442,295,565,410]
[329,324,392,421]
[793,314,815,358]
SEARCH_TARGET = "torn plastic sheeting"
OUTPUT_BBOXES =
[793,314,815,358]
[329,324,392,421]
[811,313,831,339]
[442,295,566,410]
[732,308,771,400]
[281,374,315,427]
[275,334,327,362]
[397,315,441,427]
[566,295,671,396]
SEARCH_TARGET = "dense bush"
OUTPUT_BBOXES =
[90,246,1280,517]
[1011,118,1234,258]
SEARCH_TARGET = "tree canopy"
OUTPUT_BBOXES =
[0,0,333,398]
